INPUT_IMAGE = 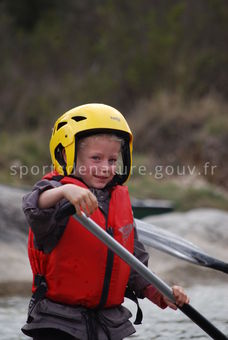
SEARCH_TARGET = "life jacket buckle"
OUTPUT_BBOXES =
[34,274,46,287]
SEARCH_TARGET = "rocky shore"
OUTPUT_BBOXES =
[0,185,31,295]
[0,184,227,296]
[144,208,228,287]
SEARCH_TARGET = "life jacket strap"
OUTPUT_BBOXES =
[82,309,111,340]
[27,275,47,323]
[125,286,143,325]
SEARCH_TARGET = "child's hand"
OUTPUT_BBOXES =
[163,285,190,310]
[62,184,98,217]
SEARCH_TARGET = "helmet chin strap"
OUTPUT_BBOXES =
[54,144,68,176]
[62,149,67,163]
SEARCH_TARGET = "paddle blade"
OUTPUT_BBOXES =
[135,219,228,274]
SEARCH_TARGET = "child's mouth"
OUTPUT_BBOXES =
[94,175,109,180]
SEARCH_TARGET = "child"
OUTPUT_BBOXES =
[22,103,189,340]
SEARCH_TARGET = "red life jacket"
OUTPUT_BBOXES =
[28,172,134,308]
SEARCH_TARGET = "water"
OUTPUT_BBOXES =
[125,284,228,339]
[0,285,227,340]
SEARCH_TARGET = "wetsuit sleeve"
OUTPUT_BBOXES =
[22,179,69,252]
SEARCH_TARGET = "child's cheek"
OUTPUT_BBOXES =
[112,165,117,174]
[89,165,97,175]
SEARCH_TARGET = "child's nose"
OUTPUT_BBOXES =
[100,161,111,173]
[100,164,109,174]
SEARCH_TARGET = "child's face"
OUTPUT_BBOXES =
[75,135,121,189]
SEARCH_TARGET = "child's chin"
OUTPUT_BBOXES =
[93,183,107,189]
[92,180,108,189]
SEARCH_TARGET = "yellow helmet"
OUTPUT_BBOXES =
[50,103,133,184]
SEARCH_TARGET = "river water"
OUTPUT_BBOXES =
[0,284,227,340]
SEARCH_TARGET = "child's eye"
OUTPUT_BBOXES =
[91,156,100,161]
[109,158,117,165]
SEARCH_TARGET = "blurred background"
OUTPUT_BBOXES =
[0,1,228,339]
[0,0,228,209]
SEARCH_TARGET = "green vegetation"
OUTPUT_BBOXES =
[128,175,228,211]
[129,94,228,190]
[0,0,227,209]
[128,153,228,211]
[1,0,228,130]
[0,131,49,187]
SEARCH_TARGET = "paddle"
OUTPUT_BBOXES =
[135,218,228,274]
[56,204,227,340]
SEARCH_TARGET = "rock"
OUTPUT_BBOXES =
[143,208,228,260]
[0,184,32,295]
[143,208,228,286]
[0,184,28,234]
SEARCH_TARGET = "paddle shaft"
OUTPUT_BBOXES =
[72,213,227,340]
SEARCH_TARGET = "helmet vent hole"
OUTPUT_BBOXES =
[57,122,67,130]
[72,116,87,122]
